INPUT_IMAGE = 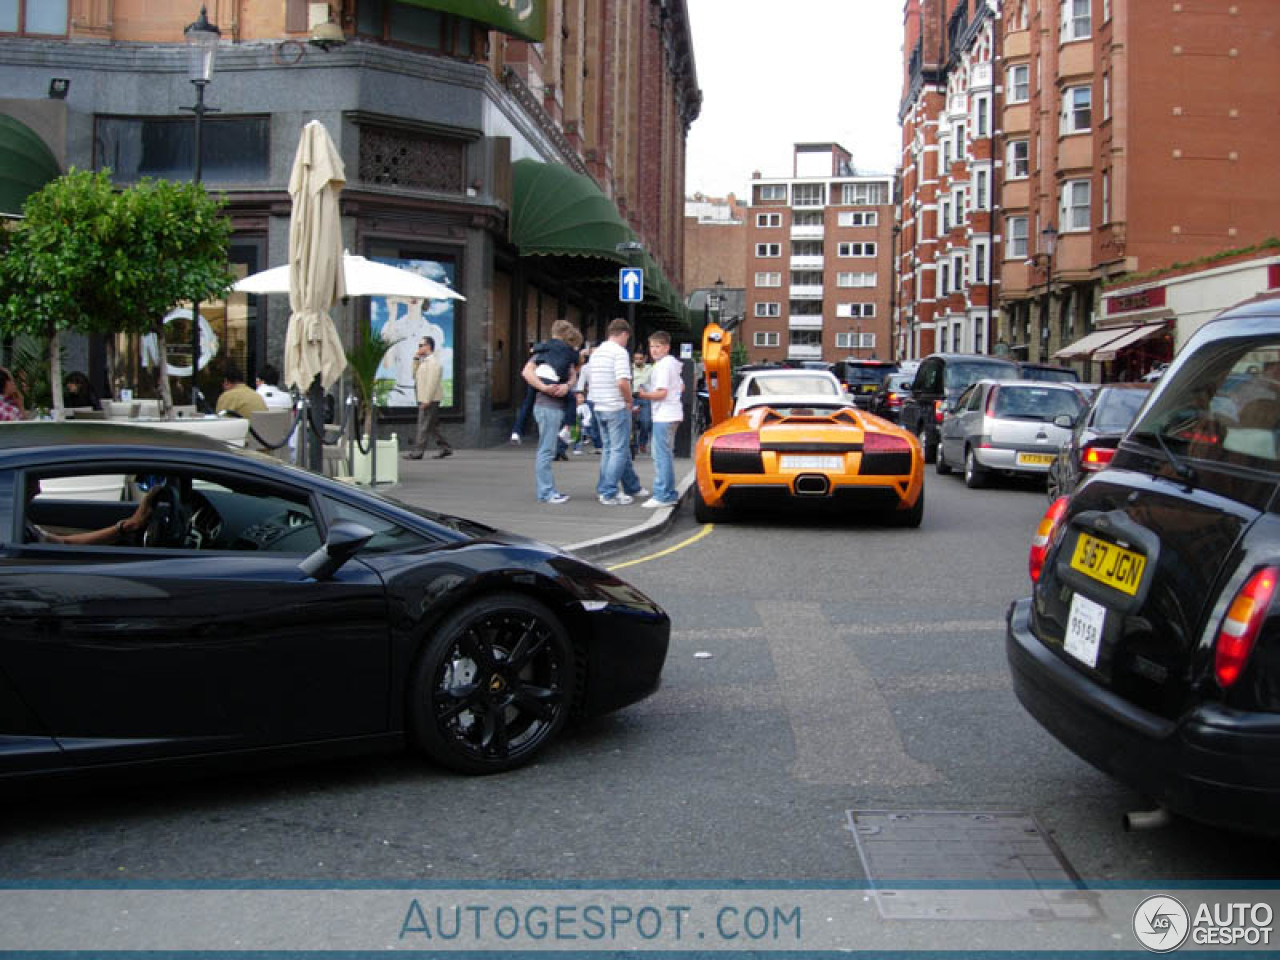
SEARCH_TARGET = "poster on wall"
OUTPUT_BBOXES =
[370,257,457,409]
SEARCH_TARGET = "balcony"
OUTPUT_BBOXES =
[789,315,823,330]
[790,284,824,299]
[791,224,824,239]
[790,254,824,270]
[787,344,823,360]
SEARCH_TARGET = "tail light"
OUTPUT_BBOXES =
[1214,566,1278,688]
[888,392,902,409]
[934,399,944,423]
[863,432,911,453]
[1029,497,1070,583]
[710,431,764,475]
[712,432,760,452]
[985,385,999,417]
[1080,443,1116,472]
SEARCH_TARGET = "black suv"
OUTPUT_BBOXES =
[832,360,899,409]
[899,353,1019,462]
[1008,293,1280,834]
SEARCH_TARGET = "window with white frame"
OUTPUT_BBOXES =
[1103,72,1111,120]
[1062,0,1091,40]
[754,331,781,347]
[974,169,990,210]
[974,95,990,138]
[1006,140,1029,179]
[939,261,951,296]
[836,272,877,288]
[953,254,967,290]
[756,212,781,228]
[939,136,951,168]
[792,183,825,206]
[841,182,889,205]
[755,302,781,317]
[755,243,781,258]
[789,329,822,348]
[1062,178,1091,231]
[1006,216,1029,258]
[757,184,786,201]
[836,331,876,350]
[954,188,966,224]
[837,302,876,318]
[837,242,877,257]
[955,121,967,158]
[837,210,878,227]
[755,271,782,287]
[1007,64,1030,103]
[1102,170,1110,224]
[973,241,988,283]
[1062,85,1092,134]
[940,198,951,234]
[1103,0,1111,21]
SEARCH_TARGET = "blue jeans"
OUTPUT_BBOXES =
[533,404,562,500]
[595,407,642,498]
[633,398,652,450]
[651,419,679,503]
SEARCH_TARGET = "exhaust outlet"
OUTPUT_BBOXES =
[1123,807,1172,831]
[794,474,830,496]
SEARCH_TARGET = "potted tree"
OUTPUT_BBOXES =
[344,331,401,484]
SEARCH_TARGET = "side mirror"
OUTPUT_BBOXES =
[299,519,374,581]
[1053,414,1075,429]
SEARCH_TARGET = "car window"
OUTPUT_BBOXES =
[1131,338,1280,470]
[954,384,977,412]
[991,386,1084,420]
[1093,388,1151,432]
[943,361,1018,390]
[750,375,838,396]
[322,496,434,553]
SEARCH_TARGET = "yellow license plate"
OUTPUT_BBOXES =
[1017,452,1056,466]
[1069,532,1146,596]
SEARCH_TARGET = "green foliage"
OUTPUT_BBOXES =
[6,337,67,411]
[345,333,401,440]
[730,336,750,372]
[1104,236,1280,289]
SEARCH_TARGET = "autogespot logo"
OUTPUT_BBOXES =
[1133,895,1190,953]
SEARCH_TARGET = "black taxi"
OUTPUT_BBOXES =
[1007,293,1280,835]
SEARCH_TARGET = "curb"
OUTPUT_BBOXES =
[563,467,697,562]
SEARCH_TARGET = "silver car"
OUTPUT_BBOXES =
[936,379,1086,488]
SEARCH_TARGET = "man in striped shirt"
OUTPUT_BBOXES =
[587,318,648,505]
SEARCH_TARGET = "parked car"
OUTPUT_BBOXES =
[1018,362,1081,383]
[936,380,1086,488]
[899,353,1020,463]
[832,360,899,409]
[1007,293,1280,835]
[870,373,916,423]
[0,423,670,784]
[1045,383,1153,501]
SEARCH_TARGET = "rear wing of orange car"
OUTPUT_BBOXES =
[702,319,734,428]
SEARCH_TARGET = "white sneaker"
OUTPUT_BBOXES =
[598,493,634,506]
[558,426,573,444]
[642,497,678,509]
[509,432,521,445]
[630,487,650,499]
[545,492,570,504]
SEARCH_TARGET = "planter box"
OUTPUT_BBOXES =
[352,433,399,485]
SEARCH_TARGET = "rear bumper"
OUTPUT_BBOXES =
[974,445,1056,475]
[1006,597,1280,834]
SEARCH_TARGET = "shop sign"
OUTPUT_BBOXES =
[1106,285,1167,317]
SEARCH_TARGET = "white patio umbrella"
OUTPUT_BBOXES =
[234,252,465,302]
[283,120,347,392]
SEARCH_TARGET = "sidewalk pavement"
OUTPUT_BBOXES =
[383,444,696,561]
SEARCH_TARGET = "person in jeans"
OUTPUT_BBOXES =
[635,330,683,507]
[587,318,647,505]
[521,320,581,503]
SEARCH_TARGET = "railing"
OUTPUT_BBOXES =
[790,284,824,299]
[790,255,824,270]
[791,224,824,239]
[787,344,823,360]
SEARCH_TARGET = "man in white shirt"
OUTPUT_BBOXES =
[586,318,647,505]
[635,330,683,507]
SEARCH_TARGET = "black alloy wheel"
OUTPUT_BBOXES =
[1045,457,1065,502]
[412,594,573,774]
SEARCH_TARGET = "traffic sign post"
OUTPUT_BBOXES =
[619,266,644,335]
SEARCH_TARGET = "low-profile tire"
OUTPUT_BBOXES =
[693,483,729,524]
[935,444,952,475]
[1045,459,1066,502]
[887,486,924,527]
[917,423,936,464]
[410,593,573,775]
[964,447,988,489]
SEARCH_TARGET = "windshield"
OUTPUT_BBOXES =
[1130,337,1280,471]
[991,386,1084,421]
[943,361,1018,390]
[1093,387,1151,432]
[846,366,895,385]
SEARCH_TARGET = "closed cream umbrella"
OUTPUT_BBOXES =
[284,119,348,394]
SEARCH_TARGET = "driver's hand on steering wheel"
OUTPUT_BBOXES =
[120,486,164,537]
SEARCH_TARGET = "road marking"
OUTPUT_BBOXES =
[606,524,715,571]
[758,601,941,788]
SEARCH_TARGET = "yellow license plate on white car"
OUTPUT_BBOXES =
[780,455,842,470]
[1069,532,1146,595]
[1017,452,1056,466]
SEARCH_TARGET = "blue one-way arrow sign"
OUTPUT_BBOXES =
[619,267,644,303]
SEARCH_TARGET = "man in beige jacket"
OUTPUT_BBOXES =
[403,336,453,460]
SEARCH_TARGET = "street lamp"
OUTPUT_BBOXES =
[1039,223,1058,361]
[713,277,725,326]
[183,5,220,408]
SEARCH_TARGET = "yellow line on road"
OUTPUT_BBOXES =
[606,523,714,570]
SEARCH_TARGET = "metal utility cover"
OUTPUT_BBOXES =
[847,809,1101,921]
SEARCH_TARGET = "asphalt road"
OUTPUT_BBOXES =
[3,471,1278,886]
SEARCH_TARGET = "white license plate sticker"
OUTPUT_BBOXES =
[1064,593,1107,668]
[780,455,842,470]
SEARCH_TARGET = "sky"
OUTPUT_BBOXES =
[683,0,906,200]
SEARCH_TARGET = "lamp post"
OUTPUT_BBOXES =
[713,277,725,327]
[183,5,220,409]
[1039,223,1058,363]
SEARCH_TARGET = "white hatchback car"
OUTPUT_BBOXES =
[732,368,848,415]
[937,379,1086,488]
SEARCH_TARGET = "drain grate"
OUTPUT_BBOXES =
[846,809,1101,921]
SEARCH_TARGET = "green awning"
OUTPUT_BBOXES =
[398,0,545,41]
[0,115,60,217]
[511,159,634,263]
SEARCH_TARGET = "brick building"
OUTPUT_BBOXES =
[0,0,699,445]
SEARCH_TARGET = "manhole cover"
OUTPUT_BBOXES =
[847,809,1101,921]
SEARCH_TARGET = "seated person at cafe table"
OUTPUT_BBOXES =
[0,367,25,421]
[216,363,268,418]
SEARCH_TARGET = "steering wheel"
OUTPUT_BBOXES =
[142,483,187,548]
